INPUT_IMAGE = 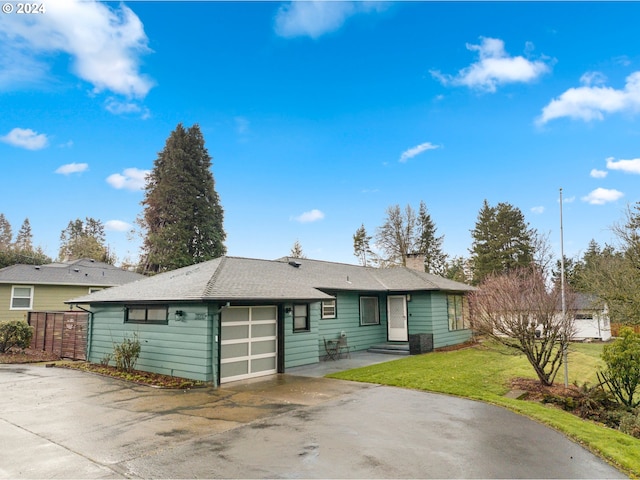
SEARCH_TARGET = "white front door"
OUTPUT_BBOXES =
[387,295,408,341]
[220,306,277,383]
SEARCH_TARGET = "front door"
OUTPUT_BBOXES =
[387,295,408,341]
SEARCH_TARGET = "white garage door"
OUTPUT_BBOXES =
[220,306,277,383]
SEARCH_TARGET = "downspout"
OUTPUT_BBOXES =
[213,302,230,387]
[71,304,93,361]
[210,311,218,386]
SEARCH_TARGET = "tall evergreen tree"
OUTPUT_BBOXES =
[289,240,306,258]
[15,218,33,251]
[140,123,226,274]
[469,200,534,284]
[353,223,373,266]
[416,201,448,275]
[59,217,113,263]
[0,214,12,250]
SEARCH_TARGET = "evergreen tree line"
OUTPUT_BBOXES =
[352,199,536,284]
[354,199,640,325]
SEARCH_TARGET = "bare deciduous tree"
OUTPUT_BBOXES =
[469,267,576,386]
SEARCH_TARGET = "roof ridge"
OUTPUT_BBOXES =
[403,266,439,289]
[203,256,227,297]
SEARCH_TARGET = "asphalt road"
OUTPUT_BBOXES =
[0,363,627,479]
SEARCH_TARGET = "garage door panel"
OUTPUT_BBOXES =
[220,306,278,383]
[221,343,248,359]
[251,339,276,355]
[221,325,249,341]
[222,308,250,322]
[252,323,276,337]
[252,306,277,321]
[251,357,276,373]
[221,360,249,378]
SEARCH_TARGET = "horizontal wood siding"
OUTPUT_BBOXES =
[318,292,388,354]
[430,292,472,348]
[407,292,433,335]
[284,301,320,368]
[88,304,213,382]
[0,284,108,322]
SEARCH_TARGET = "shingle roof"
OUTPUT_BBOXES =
[67,256,474,305]
[0,258,145,287]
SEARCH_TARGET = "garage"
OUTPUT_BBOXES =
[220,306,278,383]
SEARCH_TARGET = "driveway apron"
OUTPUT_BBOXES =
[0,363,626,479]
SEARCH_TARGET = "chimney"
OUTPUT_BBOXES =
[405,253,425,272]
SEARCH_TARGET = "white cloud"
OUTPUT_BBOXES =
[399,142,440,163]
[431,37,550,93]
[581,188,624,205]
[590,169,608,179]
[563,196,576,203]
[531,206,544,214]
[55,162,88,175]
[538,71,640,125]
[293,209,325,223]
[0,127,48,150]
[0,0,153,98]
[105,220,131,232]
[606,156,640,174]
[274,1,386,39]
[105,98,150,118]
[106,168,149,191]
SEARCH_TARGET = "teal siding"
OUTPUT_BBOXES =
[317,292,387,353]
[407,292,434,334]
[429,292,472,348]
[284,301,320,368]
[88,303,214,382]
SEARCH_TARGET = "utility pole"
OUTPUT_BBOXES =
[560,188,568,388]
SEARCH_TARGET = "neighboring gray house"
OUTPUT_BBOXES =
[572,293,611,341]
[68,256,475,385]
[0,258,145,323]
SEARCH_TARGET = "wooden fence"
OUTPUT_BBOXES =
[610,323,640,337]
[28,311,88,361]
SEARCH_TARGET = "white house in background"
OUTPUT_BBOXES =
[571,293,611,342]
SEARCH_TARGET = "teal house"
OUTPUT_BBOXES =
[68,256,474,385]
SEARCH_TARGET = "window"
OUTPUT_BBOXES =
[447,294,469,331]
[293,304,309,332]
[360,296,380,326]
[321,299,336,319]
[11,286,33,310]
[126,306,168,324]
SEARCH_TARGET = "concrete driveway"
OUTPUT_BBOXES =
[0,360,626,479]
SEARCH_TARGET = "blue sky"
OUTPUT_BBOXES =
[1,1,640,267]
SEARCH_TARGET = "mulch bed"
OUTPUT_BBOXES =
[0,349,204,389]
[0,348,61,364]
[510,377,581,401]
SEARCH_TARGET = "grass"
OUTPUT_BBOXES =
[327,341,640,478]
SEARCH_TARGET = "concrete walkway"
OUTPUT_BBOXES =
[0,359,627,479]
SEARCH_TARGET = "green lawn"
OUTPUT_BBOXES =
[327,341,640,478]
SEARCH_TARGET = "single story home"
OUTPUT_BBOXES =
[0,258,145,323]
[68,256,475,385]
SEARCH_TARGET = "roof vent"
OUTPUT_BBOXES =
[74,268,80,272]
[288,260,301,268]
[34,266,40,270]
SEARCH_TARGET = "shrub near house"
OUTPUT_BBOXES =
[0,320,33,353]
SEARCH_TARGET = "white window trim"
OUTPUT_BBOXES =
[321,299,336,319]
[10,285,34,310]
